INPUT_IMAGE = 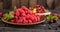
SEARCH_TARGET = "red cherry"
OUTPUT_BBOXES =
[53,19,56,23]
[58,15,60,19]
[0,11,2,17]
[37,10,43,13]
[41,6,45,9]
[41,6,45,11]
[52,13,58,16]
[35,4,40,8]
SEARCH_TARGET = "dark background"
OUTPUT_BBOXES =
[0,0,60,10]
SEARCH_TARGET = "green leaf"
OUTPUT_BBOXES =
[47,15,58,21]
[3,12,14,21]
[52,16,58,20]
[47,15,52,21]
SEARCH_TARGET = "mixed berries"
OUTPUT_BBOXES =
[47,13,60,24]
[3,6,40,24]
[2,5,60,24]
[30,4,45,13]
[52,13,60,19]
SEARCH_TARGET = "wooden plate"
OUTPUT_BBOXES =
[2,16,46,25]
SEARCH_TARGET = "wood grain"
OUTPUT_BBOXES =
[12,0,17,9]
[16,0,20,8]
[21,0,29,7]
[0,2,3,10]
[29,0,37,7]
[37,0,46,6]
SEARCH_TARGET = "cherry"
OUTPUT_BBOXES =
[52,13,58,16]
[0,11,2,17]
[57,15,60,19]
[35,4,40,8]
[41,6,45,11]
[53,19,57,23]
[48,21,52,24]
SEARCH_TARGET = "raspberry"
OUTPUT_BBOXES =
[10,19,14,23]
[23,19,28,24]
[28,20,32,23]
[21,6,29,11]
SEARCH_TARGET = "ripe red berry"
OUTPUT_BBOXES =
[20,9,25,13]
[16,19,23,23]
[19,19,23,23]
[41,6,45,10]
[21,13,26,17]
[52,13,58,16]
[0,11,2,17]
[21,6,29,11]
[58,15,60,19]
[14,16,18,20]
[23,19,28,24]
[35,4,40,8]
[28,20,32,23]
[10,19,14,23]
[34,17,38,22]
[16,20,20,23]
[27,10,33,14]
[29,16,35,21]
[26,14,30,19]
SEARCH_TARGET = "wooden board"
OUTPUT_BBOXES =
[16,0,20,8]
[20,0,29,7]
[12,0,17,9]
[54,0,60,10]
[0,2,3,10]
[29,0,37,7]
[37,0,46,6]
[3,0,12,9]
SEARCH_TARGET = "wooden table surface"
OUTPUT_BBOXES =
[0,10,60,32]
